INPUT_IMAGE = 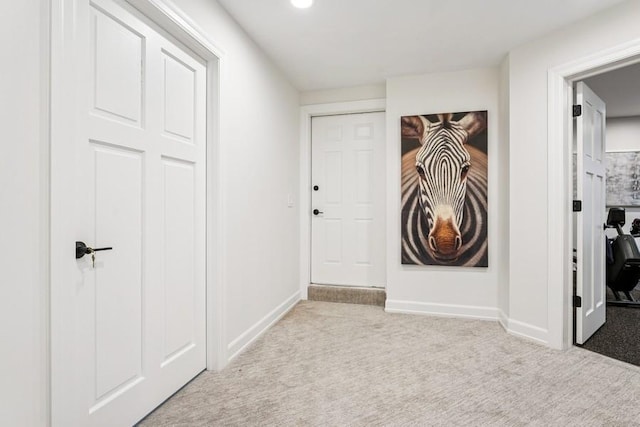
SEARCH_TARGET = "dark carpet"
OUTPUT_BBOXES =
[580,287,640,367]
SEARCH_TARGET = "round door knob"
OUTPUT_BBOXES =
[313,209,323,216]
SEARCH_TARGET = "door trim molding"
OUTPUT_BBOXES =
[299,99,386,299]
[547,38,640,350]
[126,0,226,60]
[50,1,225,424]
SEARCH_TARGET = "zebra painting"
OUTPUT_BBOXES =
[401,111,488,267]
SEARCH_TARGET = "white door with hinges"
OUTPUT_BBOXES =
[310,112,386,287]
[575,81,607,345]
[52,0,206,425]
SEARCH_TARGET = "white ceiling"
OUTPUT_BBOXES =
[216,0,627,92]
[584,62,640,118]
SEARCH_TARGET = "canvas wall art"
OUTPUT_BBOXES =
[606,151,640,207]
[401,111,488,267]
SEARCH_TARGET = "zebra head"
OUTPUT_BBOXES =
[401,112,487,261]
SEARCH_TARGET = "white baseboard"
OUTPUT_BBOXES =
[227,290,301,362]
[386,301,549,345]
[504,318,549,345]
[385,299,499,321]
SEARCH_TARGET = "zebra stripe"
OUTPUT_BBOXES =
[402,144,488,267]
[415,123,470,232]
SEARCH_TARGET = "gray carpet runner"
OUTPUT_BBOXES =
[307,284,386,306]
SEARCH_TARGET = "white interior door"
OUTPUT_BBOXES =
[575,81,607,345]
[53,0,206,425]
[311,112,386,287]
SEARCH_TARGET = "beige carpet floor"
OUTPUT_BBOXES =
[139,301,640,426]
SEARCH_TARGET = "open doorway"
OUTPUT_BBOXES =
[573,62,640,366]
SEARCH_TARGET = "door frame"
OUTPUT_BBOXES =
[299,99,386,299]
[547,40,640,350]
[50,0,226,423]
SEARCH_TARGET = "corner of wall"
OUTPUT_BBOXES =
[502,318,549,346]
[498,55,511,319]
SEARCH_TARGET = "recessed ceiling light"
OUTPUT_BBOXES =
[291,0,313,9]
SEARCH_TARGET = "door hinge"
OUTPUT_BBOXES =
[573,295,582,308]
[573,104,582,117]
[573,200,582,212]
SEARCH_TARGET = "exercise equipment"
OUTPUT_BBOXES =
[631,218,640,237]
[605,207,640,307]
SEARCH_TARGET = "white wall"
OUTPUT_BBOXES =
[385,68,503,319]
[173,0,301,359]
[508,0,640,343]
[606,116,640,151]
[300,83,386,105]
[0,1,49,426]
